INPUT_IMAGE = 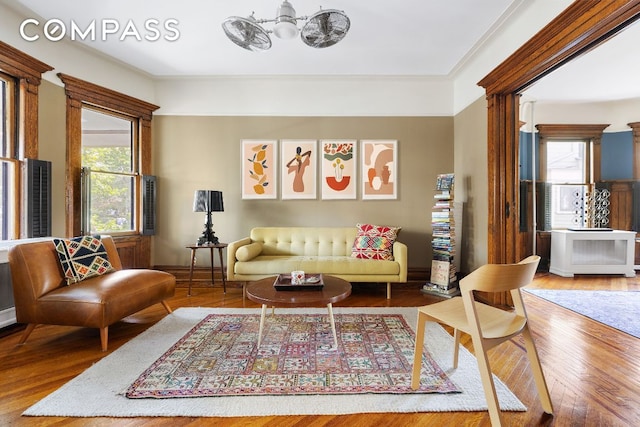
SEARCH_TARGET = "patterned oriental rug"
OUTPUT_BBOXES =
[125,312,459,398]
[24,307,526,417]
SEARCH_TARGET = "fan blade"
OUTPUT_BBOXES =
[318,12,332,35]
[301,10,350,48]
[222,16,272,52]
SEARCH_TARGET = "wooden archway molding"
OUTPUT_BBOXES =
[478,0,640,267]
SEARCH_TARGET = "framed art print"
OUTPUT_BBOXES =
[242,140,277,199]
[321,140,357,199]
[281,140,317,199]
[361,140,397,200]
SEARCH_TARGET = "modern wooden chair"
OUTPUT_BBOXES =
[411,255,553,426]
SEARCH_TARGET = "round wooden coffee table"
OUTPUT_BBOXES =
[246,275,352,348]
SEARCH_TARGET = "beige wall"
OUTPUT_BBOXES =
[152,116,454,269]
[37,80,67,237]
[35,80,457,271]
[454,96,488,272]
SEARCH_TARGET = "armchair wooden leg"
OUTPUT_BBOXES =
[386,282,391,299]
[18,323,37,345]
[411,311,427,390]
[100,326,109,352]
[161,300,173,314]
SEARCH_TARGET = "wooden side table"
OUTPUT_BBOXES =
[186,243,228,295]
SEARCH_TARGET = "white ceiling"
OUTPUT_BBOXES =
[6,0,520,76]
[524,19,640,103]
[3,0,639,103]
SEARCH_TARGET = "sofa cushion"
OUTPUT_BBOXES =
[235,255,400,276]
[236,242,263,262]
[250,227,356,257]
[38,269,176,325]
[53,236,115,285]
[351,223,401,261]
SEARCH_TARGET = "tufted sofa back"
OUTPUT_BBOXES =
[250,227,357,257]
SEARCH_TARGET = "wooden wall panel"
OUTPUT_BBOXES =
[113,235,151,269]
[608,182,633,230]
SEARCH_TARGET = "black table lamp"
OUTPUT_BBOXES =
[193,190,224,245]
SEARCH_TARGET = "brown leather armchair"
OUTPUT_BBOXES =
[8,236,176,351]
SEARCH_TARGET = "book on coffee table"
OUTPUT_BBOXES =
[274,273,324,291]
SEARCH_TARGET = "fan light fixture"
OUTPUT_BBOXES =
[273,0,298,39]
[222,1,350,52]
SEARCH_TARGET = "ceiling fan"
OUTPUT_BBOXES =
[222,1,350,52]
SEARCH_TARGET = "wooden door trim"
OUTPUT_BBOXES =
[479,0,640,265]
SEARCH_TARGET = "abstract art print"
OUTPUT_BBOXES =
[281,140,317,199]
[321,140,357,199]
[361,140,397,199]
[242,140,277,199]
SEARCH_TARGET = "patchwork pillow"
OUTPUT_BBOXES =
[53,236,115,285]
[351,223,401,261]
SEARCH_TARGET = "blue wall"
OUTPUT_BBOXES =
[519,131,536,181]
[601,131,633,180]
[519,130,633,181]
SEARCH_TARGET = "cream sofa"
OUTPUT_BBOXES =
[227,227,408,299]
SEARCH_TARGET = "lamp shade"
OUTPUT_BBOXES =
[193,190,224,213]
[273,20,298,39]
[273,0,298,39]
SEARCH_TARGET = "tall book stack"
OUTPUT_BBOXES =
[422,173,460,298]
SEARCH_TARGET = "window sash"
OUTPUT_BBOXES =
[0,73,16,158]
[81,168,136,234]
[545,140,588,184]
[0,73,18,240]
[81,106,137,174]
[0,160,16,240]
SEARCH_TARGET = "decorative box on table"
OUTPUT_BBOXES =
[274,273,324,291]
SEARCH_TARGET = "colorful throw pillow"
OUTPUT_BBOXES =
[53,236,115,285]
[351,223,401,261]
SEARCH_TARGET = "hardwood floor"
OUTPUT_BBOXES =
[1,273,638,426]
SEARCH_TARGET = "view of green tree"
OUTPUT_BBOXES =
[83,147,133,233]
[82,146,131,173]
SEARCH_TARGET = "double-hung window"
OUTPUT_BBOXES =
[536,124,607,230]
[81,107,137,234]
[58,73,159,259]
[0,44,51,241]
[545,139,590,229]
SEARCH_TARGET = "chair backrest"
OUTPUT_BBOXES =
[459,255,540,294]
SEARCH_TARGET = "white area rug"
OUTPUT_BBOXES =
[23,307,526,417]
